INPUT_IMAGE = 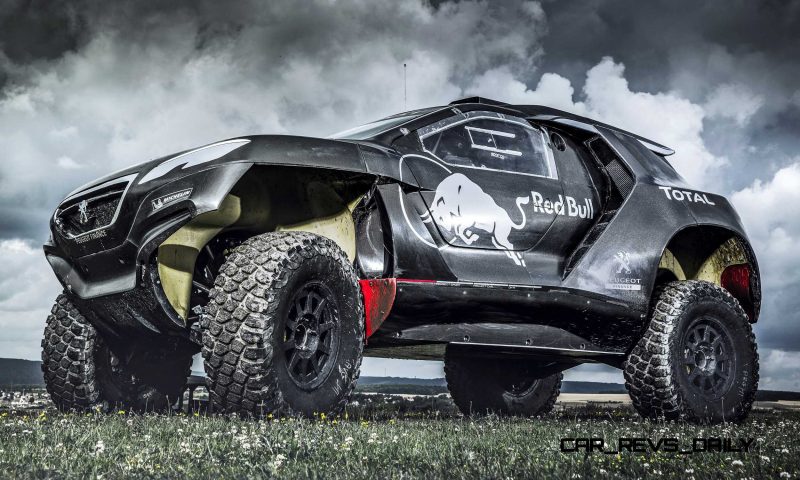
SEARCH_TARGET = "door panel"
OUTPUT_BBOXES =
[404,110,563,269]
[529,128,603,280]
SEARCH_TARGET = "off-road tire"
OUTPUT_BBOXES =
[444,349,562,417]
[42,294,101,411]
[624,280,759,424]
[201,231,364,417]
[42,294,191,412]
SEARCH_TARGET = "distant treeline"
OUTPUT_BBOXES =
[356,384,448,395]
[0,359,44,386]
[3,358,799,400]
[356,377,447,387]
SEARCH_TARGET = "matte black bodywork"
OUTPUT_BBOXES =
[43,97,760,366]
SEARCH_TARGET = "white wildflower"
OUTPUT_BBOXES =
[340,436,355,451]
[93,440,106,456]
[731,459,744,467]
[269,453,287,471]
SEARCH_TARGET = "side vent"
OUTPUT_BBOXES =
[605,159,634,197]
[564,138,634,276]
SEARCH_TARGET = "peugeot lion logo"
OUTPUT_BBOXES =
[77,200,90,225]
[614,251,632,274]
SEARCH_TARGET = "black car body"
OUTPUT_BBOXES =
[43,97,761,421]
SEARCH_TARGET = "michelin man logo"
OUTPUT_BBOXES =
[421,173,529,266]
[151,188,193,212]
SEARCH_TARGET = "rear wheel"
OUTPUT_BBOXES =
[201,231,364,417]
[41,294,191,412]
[444,349,562,417]
[624,281,758,424]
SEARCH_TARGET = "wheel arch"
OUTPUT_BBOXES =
[156,164,378,320]
[653,225,761,322]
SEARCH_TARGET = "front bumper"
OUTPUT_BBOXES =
[43,163,252,337]
[44,163,251,299]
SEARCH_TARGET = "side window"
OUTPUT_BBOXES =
[418,111,557,178]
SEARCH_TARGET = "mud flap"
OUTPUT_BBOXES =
[359,278,396,339]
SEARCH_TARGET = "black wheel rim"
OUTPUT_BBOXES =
[497,366,539,397]
[94,345,137,405]
[681,316,736,399]
[283,282,340,390]
[506,379,540,397]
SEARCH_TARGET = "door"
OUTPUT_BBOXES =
[528,127,604,282]
[404,110,567,269]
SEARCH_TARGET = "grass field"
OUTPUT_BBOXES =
[1,394,798,479]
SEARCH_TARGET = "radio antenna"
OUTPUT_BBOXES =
[404,63,407,110]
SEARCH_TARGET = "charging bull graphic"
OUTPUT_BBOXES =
[421,173,529,266]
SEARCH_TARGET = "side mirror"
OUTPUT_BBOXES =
[550,132,567,152]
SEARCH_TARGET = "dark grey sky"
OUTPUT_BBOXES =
[0,0,798,389]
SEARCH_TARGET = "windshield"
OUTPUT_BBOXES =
[327,114,420,140]
[328,107,443,140]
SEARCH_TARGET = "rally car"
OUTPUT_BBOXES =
[42,97,760,423]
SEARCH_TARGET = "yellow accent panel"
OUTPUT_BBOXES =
[276,195,363,261]
[658,248,686,281]
[158,195,242,320]
[696,237,747,285]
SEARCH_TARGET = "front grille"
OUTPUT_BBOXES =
[55,175,134,238]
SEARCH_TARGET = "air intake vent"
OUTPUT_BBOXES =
[606,159,634,197]
[587,137,635,199]
[564,138,634,277]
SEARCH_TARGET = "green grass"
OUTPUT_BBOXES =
[1,397,798,479]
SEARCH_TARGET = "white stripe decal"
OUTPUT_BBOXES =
[138,139,250,184]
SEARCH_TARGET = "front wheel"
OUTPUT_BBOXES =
[201,231,364,417]
[624,281,759,424]
[41,294,191,412]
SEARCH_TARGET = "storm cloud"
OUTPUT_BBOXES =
[1,0,798,389]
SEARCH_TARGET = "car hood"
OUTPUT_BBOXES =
[64,135,369,200]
